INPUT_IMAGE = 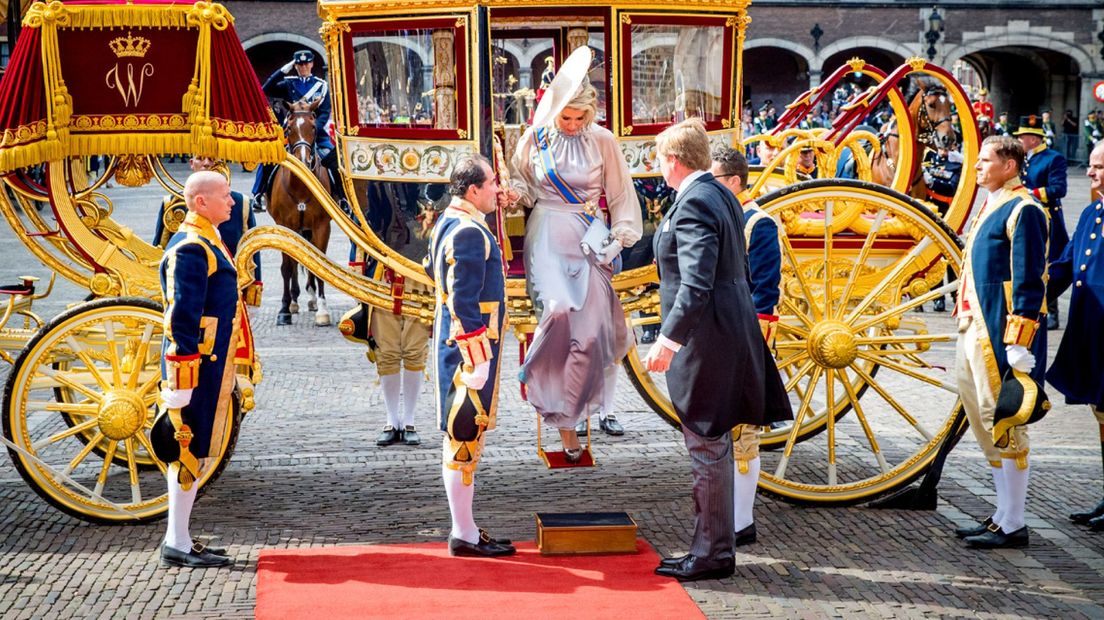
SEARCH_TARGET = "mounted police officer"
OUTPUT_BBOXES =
[253,50,348,211]
[1015,114,1068,330]
[427,155,515,558]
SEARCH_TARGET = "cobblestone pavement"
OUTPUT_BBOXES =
[0,164,1102,618]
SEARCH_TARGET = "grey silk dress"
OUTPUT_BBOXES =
[512,124,643,429]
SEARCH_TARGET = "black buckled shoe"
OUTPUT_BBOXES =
[964,525,1029,549]
[654,554,735,582]
[734,523,757,547]
[448,531,516,558]
[403,425,421,446]
[376,425,401,446]
[954,516,994,539]
[1046,313,1059,331]
[599,414,624,436]
[161,543,232,568]
[479,529,511,545]
[575,419,588,436]
[1069,499,1104,525]
[640,328,658,344]
[192,539,226,556]
[1088,515,1104,532]
[932,296,946,312]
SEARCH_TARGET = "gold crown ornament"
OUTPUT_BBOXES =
[109,33,152,58]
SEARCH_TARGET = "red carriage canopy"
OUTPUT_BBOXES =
[0,0,284,172]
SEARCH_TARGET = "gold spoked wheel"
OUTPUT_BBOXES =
[755,179,965,505]
[2,298,239,523]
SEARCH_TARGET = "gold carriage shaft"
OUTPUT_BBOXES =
[0,0,982,524]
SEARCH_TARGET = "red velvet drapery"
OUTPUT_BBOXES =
[0,26,46,160]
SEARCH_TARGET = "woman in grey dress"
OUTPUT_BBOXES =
[511,47,642,461]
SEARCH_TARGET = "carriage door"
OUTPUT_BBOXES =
[487,7,613,277]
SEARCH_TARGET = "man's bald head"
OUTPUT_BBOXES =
[184,170,233,226]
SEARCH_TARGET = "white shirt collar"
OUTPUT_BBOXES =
[677,170,708,193]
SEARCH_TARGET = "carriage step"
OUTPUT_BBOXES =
[539,448,595,469]
[535,512,638,555]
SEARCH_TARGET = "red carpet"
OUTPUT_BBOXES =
[256,539,704,620]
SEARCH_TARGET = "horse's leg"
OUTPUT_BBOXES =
[313,220,332,327]
[277,252,294,325]
[306,272,318,312]
[289,257,300,315]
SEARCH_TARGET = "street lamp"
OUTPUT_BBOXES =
[925,7,944,62]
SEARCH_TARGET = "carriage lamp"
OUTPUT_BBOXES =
[924,8,944,61]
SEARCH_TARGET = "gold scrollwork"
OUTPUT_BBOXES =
[23,1,70,28]
[619,13,631,24]
[622,125,633,136]
[186,1,232,30]
[319,18,350,47]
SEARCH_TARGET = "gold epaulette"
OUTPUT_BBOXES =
[1003,314,1040,347]
[455,326,492,369]
[164,353,201,390]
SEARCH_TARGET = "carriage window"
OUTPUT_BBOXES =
[628,24,725,127]
[350,29,459,129]
[490,27,607,126]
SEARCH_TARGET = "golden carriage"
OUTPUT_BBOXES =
[0,0,981,523]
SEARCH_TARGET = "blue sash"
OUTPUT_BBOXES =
[535,127,596,228]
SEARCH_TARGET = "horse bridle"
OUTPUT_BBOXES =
[916,85,955,149]
[285,109,320,169]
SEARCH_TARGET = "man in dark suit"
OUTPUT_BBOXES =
[1015,114,1068,329]
[644,119,792,581]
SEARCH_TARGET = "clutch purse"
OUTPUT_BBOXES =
[580,217,619,265]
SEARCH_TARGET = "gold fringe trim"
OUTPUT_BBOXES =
[24,2,234,31]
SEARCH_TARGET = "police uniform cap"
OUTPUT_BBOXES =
[992,368,1050,449]
[1012,114,1045,137]
[293,50,315,64]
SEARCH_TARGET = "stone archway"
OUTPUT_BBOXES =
[241,33,328,82]
[742,45,810,113]
[815,37,917,75]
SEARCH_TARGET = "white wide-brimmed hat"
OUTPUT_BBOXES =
[531,46,594,129]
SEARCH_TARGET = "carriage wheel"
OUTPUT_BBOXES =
[2,298,240,524]
[623,315,872,449]
[755,179,965,505]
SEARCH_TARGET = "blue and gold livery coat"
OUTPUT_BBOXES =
[1020,144,1068,261]
[154,190,261,283]
[739,195,782,316]
[159,212,241,459]
[425,198,507,483]
[957,183,1049,395]
[1047,199,1104,409]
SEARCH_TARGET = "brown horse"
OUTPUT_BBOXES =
[871,79,957,199]
[268,98,333,326]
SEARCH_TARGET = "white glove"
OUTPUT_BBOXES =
[280,61,295,74]
[160,388,194,410]
[460,362,489,391]
[1005,345,1035,373]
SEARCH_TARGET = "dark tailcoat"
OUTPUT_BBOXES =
[159,212,241,459]
[653,173,792,438]
[1046,199,1104,409]
[1020,145,1068,262]
[426,199,507,471]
